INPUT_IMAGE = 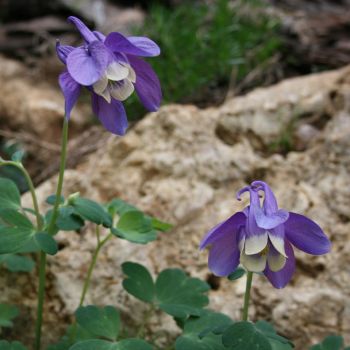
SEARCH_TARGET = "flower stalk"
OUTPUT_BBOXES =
[242,271,253,321]
[35,118,69,350]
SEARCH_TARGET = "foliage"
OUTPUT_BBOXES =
[309,335,350,350]
[125,0,282,120]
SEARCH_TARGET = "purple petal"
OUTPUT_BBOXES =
[284,212,331,255]
[251,181,279,214]
[127,55,162,111]
[67,41,110,86]
[91,93,128,135]
[264,240,295,289]
[58,71,81,119]
[105,32,160,57]
[93,30,106,42]
[200,212,246,249]
[68,16,96,43]
[56,41,74,64]
[208,238,240,277]
[245,189,265,239]
[255,208,289,230]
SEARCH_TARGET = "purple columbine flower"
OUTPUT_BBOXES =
[200,181,331,289]
[56,16,162,135]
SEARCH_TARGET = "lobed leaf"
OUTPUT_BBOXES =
[75,305,120,341]
[122,262,155,303]
[222,322,272,350]
[113,211,157,244]
[0,178,21,210]
[72,197,112,228]
[0,254,35,272]
[0,341,27,350]
[175,310,233,350]
[0,304,19,328]
[309,335,344,350]
[34,232,58,255]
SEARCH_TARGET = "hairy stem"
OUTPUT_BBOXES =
[35,118,69,350]
[242,271,253,321]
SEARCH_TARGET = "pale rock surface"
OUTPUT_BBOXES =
[4,66,350,347]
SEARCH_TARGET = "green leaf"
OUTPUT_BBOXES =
[155,268,210,318]
[113,211,157,244]
[0,226,34,254]
[108,199,137,216]
[309,335,344,350]
[46,195,65,206]
[151,217,173,232]
[11,151,25,162]
[0,209,33,229]
[108,199,172,233]
[56,206,84,231]
[222,322,272,350]
[255,321,293,349]
[175,310,233,350]
[0,304,19,328]
[34,232,58,255]
[122,262,155,303]
[72,197,112,227]
[0,254,35,272]
[0,178,21,210]
[76,305,120,341]
[69,339,152,350]
[0,341,27,350]
[227,267,246,281]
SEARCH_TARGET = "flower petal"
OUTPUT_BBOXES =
[208,239,240,277]
[267,243,286,272]
[264,240,295,289]
[284,212,331,255]
[91,93,128,135]
[200,212,246,250]
[268,224,287,257]
[105,61,129,81]
[58,71,81,119]
[105,32,160,57]
[244,231,268,255]
[251,180,278,214]
[255,208,289,230]
[68,16,97,43]
[110,80,135,101]
[241,252,267,272]
[127,55,162,111]
[93,30,106,42]
[56,41,74,64]
[67,41,110,86]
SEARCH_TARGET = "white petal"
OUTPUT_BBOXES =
[241,252,267,272]
[128,65,136,83]
[106,62,129,81]
[93,74,108,95]
[244,232,268,255]
[267,253,286,272]
[239,235,245,253]
[268,233,287,257]
[110,80,135,101]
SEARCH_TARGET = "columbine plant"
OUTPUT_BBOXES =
[200,180,332,346]
[0,14,346,350]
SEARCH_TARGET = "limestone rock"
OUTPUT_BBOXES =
[5,65,350,347]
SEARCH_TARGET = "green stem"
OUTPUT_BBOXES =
[47,118,69,236]
[79,230,112,307]
[242,271,253,321]
[34,118,69,350]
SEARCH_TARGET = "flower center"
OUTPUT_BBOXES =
[92,61,136,103]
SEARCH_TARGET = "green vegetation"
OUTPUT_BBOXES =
[126,0,282,119]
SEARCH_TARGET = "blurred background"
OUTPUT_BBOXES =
[1,0,350,191]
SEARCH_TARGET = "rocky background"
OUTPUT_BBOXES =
[1,0,350,349]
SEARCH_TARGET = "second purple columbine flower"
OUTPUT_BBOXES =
[200,181,331,288]
[56,16,162,135]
